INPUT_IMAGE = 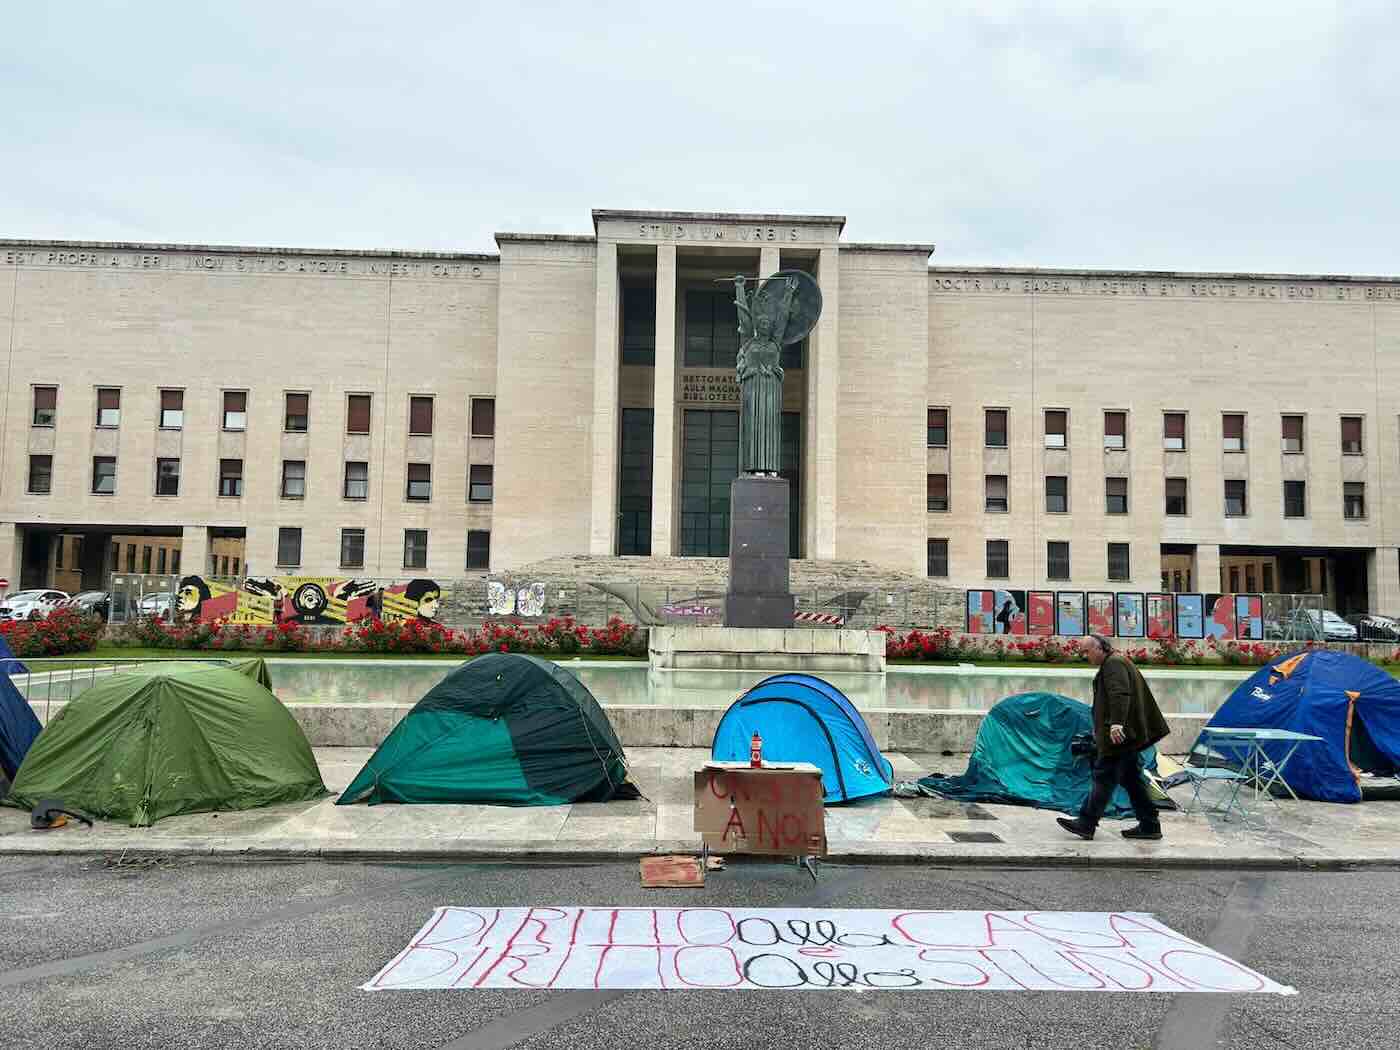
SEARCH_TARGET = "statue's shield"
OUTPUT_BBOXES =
[754,269,823,346]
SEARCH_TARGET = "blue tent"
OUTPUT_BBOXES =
[1206,650,1400,803]
[0,634,28,675]
[711,673,893,803]
[0,670,41,782]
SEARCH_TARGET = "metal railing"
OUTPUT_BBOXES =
[4,656,234,724]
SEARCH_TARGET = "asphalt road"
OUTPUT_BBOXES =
[0,857,1395,1050]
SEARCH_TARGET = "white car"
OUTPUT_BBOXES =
[138,592,174,618]
[0,589,70,621]
[1301,608,1359,642]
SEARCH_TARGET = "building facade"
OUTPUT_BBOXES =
[3,208,1398,615]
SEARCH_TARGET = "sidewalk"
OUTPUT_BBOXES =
[2,748,1397,869]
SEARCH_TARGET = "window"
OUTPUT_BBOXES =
[277,527,302,567]
[984,409,1007,448]
[986,539,1009,579]
[1223,413,1245,452]
[1108,543,1130,582]
[406,463,432,501]
[1263,564,1274,592]
[1043,410,1067,449]
[219,459,243,497]
[469,464,494,503]
[340,528,365,568]
[347,394,372,434]
[32,386,56,426]
[409,396,434,436]
[1342,416,1364,455]
[27,455,51,494]
[220,556,229,577]
[55,537,63,568]
[1105,477,1128,514]
[1344,482,1366,520]
[1104,411,1126,450]
[285,392,309,432]
[96,387,121,427]
[684,288,741,368]
[1225,479,1248,517]
[141,546,152,574]
[344,461,368,500]
[1284,480,1306,518]
[281,461,306,499]
[92,456,116,494]
[1246,566,1257,593]
[1282,414,1304,454]
[173,550,181,574]
[1164,412,1186,451]
[125,544,136,572]
[470,397,496,438]
[1045,476,1068,514]
[621,284,657,365]
[403,529,428,569]
[1229,567,1240,593]
[110,543,118,569]
[927,408,948,447]
[985,475,1008,513]
[1165,477,1188,516]
[159,389,183,429]
[1047,541,1070,581]
[926,473,948,512]
[927,538,948,577]
[223,390,247,430]
[157,548,167,574]
[466,529,491,570]
[155,458,180,496]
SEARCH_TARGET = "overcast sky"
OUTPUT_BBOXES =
[4,2,1398,274]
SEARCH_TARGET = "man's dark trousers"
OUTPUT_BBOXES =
[1079,752,1159,831]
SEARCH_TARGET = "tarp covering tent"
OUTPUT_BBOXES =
[918,692,1172,817]
[1205,650,1400,803]
[0,633,29,675]
[0,671,41,782]
[337,652,635,806]
[2,663,326,825]
[711,673,893,803]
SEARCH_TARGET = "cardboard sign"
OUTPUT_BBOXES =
[693,762,826,858]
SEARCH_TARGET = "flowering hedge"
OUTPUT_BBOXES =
[0,608,104,657]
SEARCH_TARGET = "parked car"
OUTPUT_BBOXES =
[1346,613,1400,642]
[137,592,174,619]
[0,589,70,621]
[1302,608,1359,641]
[66,591,112,621]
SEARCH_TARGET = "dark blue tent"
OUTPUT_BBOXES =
[711,673,893,803]
[0,670,41,781]
[0,634,28,675]
[1206,650,1400,803]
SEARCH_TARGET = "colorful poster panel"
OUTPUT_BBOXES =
[1087,592,1116,636]
[1027,591,1056,636]
[1056,592,1086,636]
[1146,594,1175,640]
[1175,594,1204,639]
[1204,594,1235,640]
[966,590,1028,634]
[966,590,994,634]
[1116,593,1145,638]
[178,576,445,625]
[1235,594,1264,640]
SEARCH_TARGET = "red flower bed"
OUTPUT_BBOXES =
[0,607,103,657]
[880,626,1299,667]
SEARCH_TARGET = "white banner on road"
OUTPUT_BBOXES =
[363,907,1296,995]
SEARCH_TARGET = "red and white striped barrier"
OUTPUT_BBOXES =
[795,611,845,626]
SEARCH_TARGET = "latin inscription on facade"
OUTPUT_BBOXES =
[929,272,1400,302]
[1,248,487,279]
[635,223,803,243]
[680,370,740,404]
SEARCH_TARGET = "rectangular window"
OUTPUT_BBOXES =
[985,474,1008,513]
[126,544,136,572]
[1108,543,1130,582]
[403,528,428,569]
[469,464,494,503]
[33,386,57,426]
[1344,481,1366,520]
[92,456,116,494]
[160,389,183,429]
[1342,416,1364,455]
[281,460,306,499]
[157,548,167,574]
[1223,413,1245,452]
[1044,409,1067,449]
[927,408,948,447]
[221,556,229,577]
[27,455,52,494]
[96,387,121,427]
[340,528,365,568]
[173,549,181,574]
[406,462,432,501]
[277,527,302,567]
[1047,541,1070,581]
[986,539,1009,579]
[466,529,491,570]
[347,394,372,434]
[926,473,948,512]
[1229,566,1240,593]
[1164,412,1186,451]
[1105,476,1128,514]
[409,395,434,436]
[927,538,948,578]
[1284,480,1306,518]
[1263,564,1274,592]
[219,459,243,497]
[621,284,657,365]
[1225,479,1248,517]
[1104,411,1126,450]
[141,546,152,574]
[470,397,496,438]
[684,288,741,369]
[284,392,309,432]
[1165,477,1188,516]
[343,461,368,500]
[223,390,247,430]
[1046,475,1068,514]
[1282,414,1304,453]
[155,457,180,496]
[984,409,1007,448]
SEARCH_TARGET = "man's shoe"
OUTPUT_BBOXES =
[1056,817,1095,841]
[1121,825,1163,841]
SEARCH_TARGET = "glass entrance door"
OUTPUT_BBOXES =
[681,409,739,557]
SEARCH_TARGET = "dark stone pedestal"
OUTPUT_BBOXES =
[724,474,794,628]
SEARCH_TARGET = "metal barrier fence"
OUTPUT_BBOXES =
[3,656,236,724]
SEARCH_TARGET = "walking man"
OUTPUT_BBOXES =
[1057,634,1170,841]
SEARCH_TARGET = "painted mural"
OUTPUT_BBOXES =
[966,589,1028,635]
[1175,594,1204,638]
[1234,594,1264,640]
[965,589,1263,641]
[1055,592,1085,635]
[1204,594,1235,640]
[1147,594,1175,640]
[1087,592,1116,636]
[1027,591,1055,636]
[1116,593,1145,638]
[176,576,445,625]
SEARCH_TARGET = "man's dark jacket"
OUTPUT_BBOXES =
[1092,652,1171,758]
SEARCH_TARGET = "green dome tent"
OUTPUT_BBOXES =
[336,652,635,806]
[2,663,326,826]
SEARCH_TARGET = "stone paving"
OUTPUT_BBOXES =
[2,747,1397,868]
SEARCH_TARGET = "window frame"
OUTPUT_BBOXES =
[159,388,184,430]
[339,527,366,569]
[95,387,121,429]
[32,385,57,427]
[1282,414,1305,454]
[343,461,369,501]
[276,527,302,568]
[469,396,496,438]
[222,389,248,432]
[466,529,491,570]
[1344,481,1366,520]
[927,538,949,578]
[346,393,372,435]
[154,457,181,497]
[218,458,244,498]
[926,472,948,513]
[1107,542,1131,582]
[1047,540,1070,582]
[284,391,310,433]
[1163,411,1187,451]
[469,463,494,504]
[1223,413,1246,453]
[1045,475,1068,514]
[1283,480,1306,519]
[27,454,52,495]
[984,408,1008,449]
[1044,409,1067,449]
[985,539,1010,580]
[1341,415,1364,456]
[408,394,434,437]
[984,474,1009,514]
[403,528,429,570]
[1165,477,1188,516]
[405,462,432,502]
[280,459,306,500]
[91,456,116,495]
[926,407,948,448]
[1103,410,1127,451]
[1225,479,1248,517]
[1105,476,1129,515]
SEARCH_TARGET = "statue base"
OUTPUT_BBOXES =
[724,474,794,629]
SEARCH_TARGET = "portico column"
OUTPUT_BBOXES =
[0,523,19,594]
[807,246,839,559]
[759,246,780,279]
[649,244,678,556]
[1367,548,1398,614]
[181,526,210,581]
[1196,544,1221,594]
[590,241,621,555]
